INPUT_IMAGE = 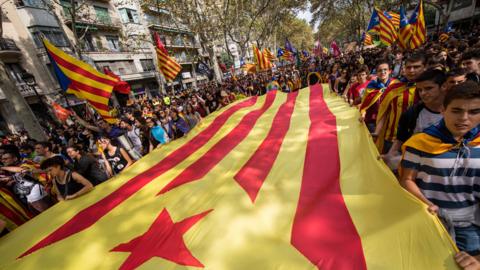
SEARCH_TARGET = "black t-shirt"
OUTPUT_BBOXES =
[74,155,108,185]
[206,99,218,113]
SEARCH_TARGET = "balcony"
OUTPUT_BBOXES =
[120,71,156,82]
[0,38,22,63]
[16,83,37,97]
[64,16,121,31]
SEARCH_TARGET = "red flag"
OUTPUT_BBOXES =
[330,41,341,57]
[51,102,72,122]
[103,67,131,95]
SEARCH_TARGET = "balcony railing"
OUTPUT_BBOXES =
[0,38,20,51]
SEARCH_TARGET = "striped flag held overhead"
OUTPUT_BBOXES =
[398,6,413,50]
[388,12,400,28]
[377,8,397,46]
[409,0,426,49]
[253,45,272,71]
[43,39,117,123]
[263,48,277,63]
[153,32,181,81]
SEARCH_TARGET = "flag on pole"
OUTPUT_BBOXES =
[362,32,373,46]
[51,101,72,122]
[285,38,295,53]
[43,39,117,123]
[0,85,460,270]
[366,9,380,34]
[377,8,397,46]
[262,48,277,63]
[253,45,272,71]
[330,41,341,57]
[399,6,413,49]
[387,11,400,28]
[409,0,426,49]
[153,32,181,82]
[103,67,131,95]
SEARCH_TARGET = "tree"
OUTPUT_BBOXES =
[275,15,314,51]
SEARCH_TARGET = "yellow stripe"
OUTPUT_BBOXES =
[57,64,115,94]
[43,39,117,83]
[73,88,110,105]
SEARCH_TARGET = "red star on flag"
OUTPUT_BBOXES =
[110,209,212,270]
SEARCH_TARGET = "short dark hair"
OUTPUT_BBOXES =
[461,49,480,61]
[35,141,51,150]
[446,68,468,78]
[375,59,390,69]
[40,155,65,170]
[415,69,447,85]
[443,81,480,108]
[406,54,427,65]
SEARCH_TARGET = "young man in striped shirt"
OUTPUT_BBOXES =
[400,81,480,257]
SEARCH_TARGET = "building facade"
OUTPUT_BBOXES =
[0,0,207,134]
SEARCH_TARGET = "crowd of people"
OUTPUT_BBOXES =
[1,24,480,269]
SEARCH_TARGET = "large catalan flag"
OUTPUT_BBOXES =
[43,39,117,123]
[154,32,181,82]
[253,45,272,71]
[0,85,459,269]
[377,8,397,46]
[409,0,426,49]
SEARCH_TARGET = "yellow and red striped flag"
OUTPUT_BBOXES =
[43,39,118,123]
[377,8,398,46]
[399,6,413,50]
[409,0,427,49]
[154,32,181,82]
[363,32,373,46]
[388,11,400,28]
[0,85,460,270]
[253,45,272,71]
[263,48,277,63]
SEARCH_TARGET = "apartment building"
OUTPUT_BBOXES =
[0,0,207,133]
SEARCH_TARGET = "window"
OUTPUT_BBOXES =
[15,0,47,8]
[29,26,69,48]
[119,8,139,24]
[60,0,75,18]
[94,6,111,24]
[81,34,96,52]
[140,59,155,72]
[5,63,25,84]
[105,35,120,51]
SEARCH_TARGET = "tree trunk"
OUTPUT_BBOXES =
[0,62,46,141]
[205,45,222,82]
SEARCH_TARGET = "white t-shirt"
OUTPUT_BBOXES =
[413,107,442,134]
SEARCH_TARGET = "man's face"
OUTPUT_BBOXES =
[34,145,46,156]
[446,75,467,91]
[461,58,480,74]
[416,80,445,106]
[1,154,17,166]
[404,61,425,81]
[443,98,480,139]
[376,63,391,82]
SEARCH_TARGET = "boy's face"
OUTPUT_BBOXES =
[446,75,466,91]
[404,60,425,81]
[443,98,480,139]
[417,80,445,106]
[376,63,390,81]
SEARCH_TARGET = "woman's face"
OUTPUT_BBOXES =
[66,148,79,159]
[45,165,62,178]
[98,138,110,149]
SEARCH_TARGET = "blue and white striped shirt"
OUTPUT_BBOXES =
[402,145,480,227]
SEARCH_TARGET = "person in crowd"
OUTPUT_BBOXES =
[119,118,143,156]
[184,104,202,129]
[374,54,427,153]
[66,145,108,186]
[360,60,394,132]
[98,136,133,176]
[145,117,169,150]
[170,109,190,138]
[33,141,55,163]
[344,66,370,105]
[40,156,93,201]
[400,81,480,257]
[0,151,52,213]
[334,69,349,95]
[461,49,480,83]
[446,68,468,91]
[383,69,447,170]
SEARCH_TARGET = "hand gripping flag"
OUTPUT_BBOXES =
[0,85,460,270]
[154,32,181,82]
[103,67,131,95]
[409,0,426,49]
[43,39,117,123]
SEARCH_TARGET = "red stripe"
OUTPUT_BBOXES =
[0,201,26,226]
[47,50,116,87]
[401,89,410,113]
[359,90,379,111]
[388,96,399,140]
[234,91,298,202]
[156,49,181,68]
[19,97,258,258]
[157,53,181,71]
[158,91,277,195]
[291,84,366,269]
[69,81,112,99]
